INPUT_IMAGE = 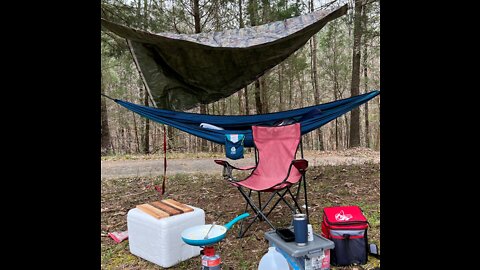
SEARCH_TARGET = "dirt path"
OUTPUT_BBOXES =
[101,148,379,179]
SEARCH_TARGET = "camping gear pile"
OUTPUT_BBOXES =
[101,2,380,268]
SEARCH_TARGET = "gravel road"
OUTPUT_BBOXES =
[101,149,379,179]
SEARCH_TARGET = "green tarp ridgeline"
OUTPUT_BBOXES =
[101,4,348,110]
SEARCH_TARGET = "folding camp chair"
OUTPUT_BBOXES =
[214,123,309,238]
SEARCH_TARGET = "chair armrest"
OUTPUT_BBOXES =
[292,159,308,173]
[214,159,255,182]
[214,160,256,170]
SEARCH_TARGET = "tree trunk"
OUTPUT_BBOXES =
[240,2,248,117]
[167,125,175,150]
[199,104,208,151]
[278,65,283,112]
[101,73,111,155]
[344,113,349,149]
[260,77,268,113]
[143,90,150,154]
[349,0,364,148]
[288,76,293,109]
[237,91,243,115]
[244,86,249,115]
[211,102,217,152]
[298,72,304,108]
[221,99,226,115]
[331,24,340,150]
[239,0,244,28]
[136,0,141,27]
[317,130,325,150]
[334,90,339,150]
[295,0,300,16]
[260,0,270,113]
[247,0,257,26]
[193,0,207,151]
[143,0,149,28]
[376,96,380,150]
[237,0,245,116]
[249,0,262,115]
[193,0,201,33]
[151,125,157,153]
[132,112,140,153]
[261,0,270,24]
[119,128,125,154]
[309,0,324,151]
[362,3,370,148]
[254,79,263,114]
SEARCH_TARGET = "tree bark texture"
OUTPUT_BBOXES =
[349,0,364,148]
[101,73,112,155]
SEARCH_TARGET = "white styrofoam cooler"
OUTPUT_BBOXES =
[127,206,205,268]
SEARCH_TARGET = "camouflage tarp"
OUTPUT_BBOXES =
[101,4,348,110]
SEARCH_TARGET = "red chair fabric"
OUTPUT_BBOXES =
[231,123,302,191]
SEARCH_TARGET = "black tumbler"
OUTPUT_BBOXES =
[293,213,308,246]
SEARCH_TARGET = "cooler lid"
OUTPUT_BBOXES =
[264,229,334,257]
[323,205,367,225]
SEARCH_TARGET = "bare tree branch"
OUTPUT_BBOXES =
[200,3,217,29]
[101,4,130,25]
[199,0,212,9]
[200,2,215,19]
[173,17,183,34]
[318,0,340,10]
[178,0,194,16]
[102,31,128,50]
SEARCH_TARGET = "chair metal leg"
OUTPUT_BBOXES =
[264,185,303,228]
[243,188,296,235]
[287,187,303,214]
[264,189,290,218]
[298,139,311,222]
[237,187,276,237]
[252,191,278,218]
[236,181,308,237]
[258,191,263,221]
[295,178,302,200]
[302,173,310,223]
[238,189,252,238]
[276,191,296,213]
[238,191,280,238]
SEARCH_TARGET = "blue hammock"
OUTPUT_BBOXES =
[114,90,379,147]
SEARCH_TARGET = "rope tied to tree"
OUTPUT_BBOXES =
[101,93,117,101]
